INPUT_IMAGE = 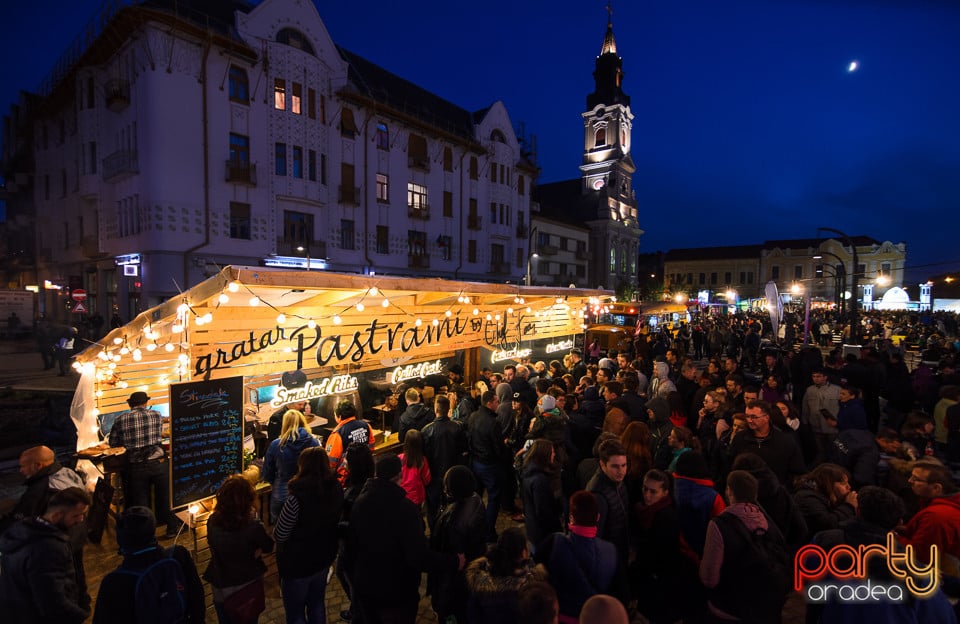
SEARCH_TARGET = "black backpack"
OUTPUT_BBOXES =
[115,547,188,624]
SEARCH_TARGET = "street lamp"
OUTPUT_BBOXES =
[818,227,860,344]
[525,226,539,286]
[296,245,311,270]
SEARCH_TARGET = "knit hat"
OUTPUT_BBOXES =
[443,465,477,500]
[117,506,157,554]
[375,453,403,481]
[538,394,556,412]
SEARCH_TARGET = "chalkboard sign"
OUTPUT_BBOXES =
[169,376,244,509]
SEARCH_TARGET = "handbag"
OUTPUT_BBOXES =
[222,576,266,623]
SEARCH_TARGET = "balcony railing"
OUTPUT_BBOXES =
[225,161,256,185]
[408,205,430,220]
[102,150,139,181]
[516,224,528,238]
[338,185,361,205]
[104,79,130,112]
[276,238,326,258]
[408,156,430,171]
[537,243,559,256]
[408,254,430,269]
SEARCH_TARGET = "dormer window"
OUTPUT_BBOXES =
[276,28,315,56]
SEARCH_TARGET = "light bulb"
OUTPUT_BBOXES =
[463,297,470,304]
[178,353,190,365]
[507,308,514,314]
[218,293,229,304]
[249,296,260,306]
[494,314,501,321]
[369,287,379,296]
[457,296,464,303]
[195,317,205,326]
[112,355,121,362]
[432,319,439,326]
[486,314,492,321]
[473,308,479,315]
[146,343,157,351]
[526,307,532,313]
[307,319,317,329]
[113,337,123,345]
[120,346,129,355]
[276,313,286,324]
[92,408,100,417]
[202,313,213,323]
[415,318,423,327]
[165,343,175,352]
[356,303,365,311]
[228,281,240,292]
[119,381,128,389]
[381,299,389,307]
[177,303,189,314]
[171,323,183,333]
[444,310,451,317]
[189,504,200,515]
[333,315,342,325]
[132,349,142,361]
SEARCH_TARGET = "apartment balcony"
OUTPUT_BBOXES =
[576,249,590,260]
[225,161,256,185]
[408,205,430,220]
[104,79,130,112]
[276,238,326,259]
[490,262,511,275]
[408,254,430,269]
[408,156,430,171]
[516,224,528,238]
[102,150,139,182]
[537,243,559,256]
[467,214,482,230]
[338,185,361,205]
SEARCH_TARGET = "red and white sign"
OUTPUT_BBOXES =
[72,302,87,314]
[71,289,87,302]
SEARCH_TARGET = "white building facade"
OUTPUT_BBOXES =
[19,0,535,323]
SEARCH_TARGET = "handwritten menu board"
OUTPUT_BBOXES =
[169,376,243,509]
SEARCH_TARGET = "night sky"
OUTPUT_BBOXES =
[3,0,959,286]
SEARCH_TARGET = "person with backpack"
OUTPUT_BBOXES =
[93,506,205,624]
[700,470,792,623]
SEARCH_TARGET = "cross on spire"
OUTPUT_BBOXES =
[606,2,613,24]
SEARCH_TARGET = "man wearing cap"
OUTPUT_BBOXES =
[326,399,376,484]
[92,506,205,623]
[109,391,180,538]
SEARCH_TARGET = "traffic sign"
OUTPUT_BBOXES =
[72,302,87,314]
[71,289,87,302]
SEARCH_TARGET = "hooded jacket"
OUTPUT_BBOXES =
[262,427,320,506]
[650,362,677,399]
[741,462,808,550]
[899,492,960,578]
[0,518,89,624]
[579,386,606,427]
[646,397,674,470]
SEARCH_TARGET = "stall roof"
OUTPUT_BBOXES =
[75,266,612,417]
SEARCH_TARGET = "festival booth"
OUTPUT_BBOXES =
[70,266,607,518]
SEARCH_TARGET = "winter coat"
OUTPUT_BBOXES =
[465,556,547,624]
[602,399,630,436]
[537,531,617,618]
[586,469,630,562]
[673,474,727,558]
[646,397,675,470]
[836,397,869,431]
[0,518,89,624]
[467,405,508,465]
[420,416,468,485]
[793,482,856,539]
[275,478,344,578]
[428,493,487,616]
[398,453,431,506]
[899,492,960,579]
[727,427,807,488]
[520,461,562,549]
[828,429,880,488]
[579,386,606,427]
[0,462,84,533]
[398,403,435,443]
[203,516,274,589]
[741,463,808,551]
[262,427,319,509]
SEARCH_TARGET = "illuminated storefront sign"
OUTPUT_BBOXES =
[545,339,575,354]
[492,347,532,363]
[269,375,359,407]
[391,360,444,384]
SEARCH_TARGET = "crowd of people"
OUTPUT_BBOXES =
[2,307,960,624]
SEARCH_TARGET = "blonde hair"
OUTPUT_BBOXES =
[279,409,309,446]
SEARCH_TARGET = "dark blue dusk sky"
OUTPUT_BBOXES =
[3,0,959,284]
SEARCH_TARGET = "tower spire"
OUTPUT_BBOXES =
[601,3,617,55]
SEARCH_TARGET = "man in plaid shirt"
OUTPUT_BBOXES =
[109,391,181,538]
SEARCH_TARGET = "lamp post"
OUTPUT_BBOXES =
[812,250,846,315]
[296,245,311,270]
[818,227,859,345]
[525,225,539,286]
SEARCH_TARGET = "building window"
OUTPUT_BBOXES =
[89,142,97,174]
[408,134,428,169]
[408,230,427,256]
[747,272,754,284]
[711,272,717,285]
[857,263,866,276]
[794,265,803,279]
[229,134,250,165]
[276,28,316,55]
[87,77,95,109]
[320,153,327,185]
[307,88,316,119]
[489,162,497,183]
[516,247,524,268]
[228,66,249,103]
[308,150,317,181]
[341,220,355,250]
[468,240,477,263]
[577,264,586,278]
[376,173,389,202]
[376,123,389,150]
[771,265,780,280]
[610,248,616,272]
[881,262,891,274]
[539,260,551,275]
[274,79,286,110]
[740,272,746,284]
[292,146,303,178]
[407,182,428,210]
[595,127,606,147]
[439,235,452,261]
[490,202,497,224]
[275,143,287,176]
[469,157,478,180]
[491,244,505,269]
[229,202,251,239]
[341,163,356,203]
[376,226,389,254]
[518,175,525,196]
[283,210,313,242]
[291,83,302,114]
[320,95,326,123]
[443,147,453,172]
[340,108,357,137]
[699,273,706,285]
[443,191,453,217]
[724,272,732,284]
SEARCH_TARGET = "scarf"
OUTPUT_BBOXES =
[568,524,598,539]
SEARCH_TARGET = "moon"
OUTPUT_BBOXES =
[847,60,859,72]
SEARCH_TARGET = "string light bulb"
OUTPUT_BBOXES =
[356,303,365,312]
[113,337,123,345]
[307,319,317,329]
[473,308,479,315]
[332,315,342,325]
[218,293,229,304]
[444,310,451,317]
[249,296,260,306]
[368,287,379,296]
[228,281,240,292]
[165,343,175,352]
[276,313,286,324]
[146,343,157,352]
[432,319,439,326]
[381,299,390,308]
[415,318,423,327]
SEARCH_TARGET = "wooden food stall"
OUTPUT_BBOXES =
[70,266,609,516]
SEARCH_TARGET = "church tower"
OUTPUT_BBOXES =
[579,6,642,292]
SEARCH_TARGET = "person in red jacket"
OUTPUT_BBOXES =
[899,459,960,584]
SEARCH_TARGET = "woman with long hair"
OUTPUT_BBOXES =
[399,429,431,509]
[620,421,653,503]
[548,360,566,380]
[519,439,563,552]
[792,463,858,539]
[667,426,701,473]
[262,409,319,520]
[274,447,344,624]
[204,475,275,624]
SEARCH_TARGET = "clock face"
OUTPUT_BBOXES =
[593,178,605,190]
